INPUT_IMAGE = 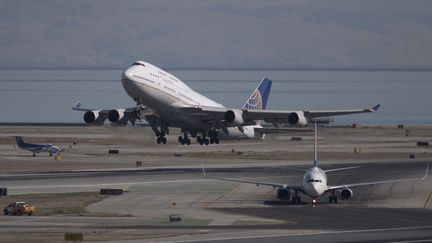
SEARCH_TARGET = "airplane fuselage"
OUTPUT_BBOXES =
[302,167,328,198]
[16,137,62,156]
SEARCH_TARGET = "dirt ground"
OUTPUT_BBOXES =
[0,192,113,216]
[0,124,431,173]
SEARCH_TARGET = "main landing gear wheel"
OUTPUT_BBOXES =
[292,196,301,204]
[329,195,338,204]
[197,135,210,146]
[179,131,191,145]
[208,130,220,145]
[329,191,338,204]
[209,138,220,144]
[156,131,167,144]
[292,191,301,204]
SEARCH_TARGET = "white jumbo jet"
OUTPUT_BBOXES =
[73,60,380,145]
[203,123,429,206]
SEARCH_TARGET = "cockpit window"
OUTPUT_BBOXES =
[308,179,322,183]
[132,62,145,67]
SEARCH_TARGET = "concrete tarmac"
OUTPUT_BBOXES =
[0,161,431,242]
[0,125,431,242]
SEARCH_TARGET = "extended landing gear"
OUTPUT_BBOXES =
[197,130,220,146]
[197,136,209,145]
[292,191,301,204]
[178,131,191,145]
[156,130,167,144]
[312,196,318,207]
[208,130,220,145]
[148,117,169,145]
[329,191,338,204]
[177,129,221,145]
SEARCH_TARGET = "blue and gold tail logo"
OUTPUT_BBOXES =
[242,78,272,111]
[243,89,263,110]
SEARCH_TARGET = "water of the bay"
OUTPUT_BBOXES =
[0,69,430,124]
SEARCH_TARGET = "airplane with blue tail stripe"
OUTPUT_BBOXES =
[15,136,63,156]
[73,61,380,145]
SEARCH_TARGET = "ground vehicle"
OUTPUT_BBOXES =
[3,202,35,216]
[169,214,181,222]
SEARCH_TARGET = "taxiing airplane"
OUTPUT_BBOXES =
[73,60,380,145]
[203,123,429,206]
[15,136,63,156]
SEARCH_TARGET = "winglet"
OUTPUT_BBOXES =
[72,101,81,110]
[371,104,381,112]
[423,162,430,180]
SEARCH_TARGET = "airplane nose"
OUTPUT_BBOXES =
[121,67,141,100]
[312,184,325,196]
[122,68,133,82]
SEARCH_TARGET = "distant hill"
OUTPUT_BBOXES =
[1,0,432,69]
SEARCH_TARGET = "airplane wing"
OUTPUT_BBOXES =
[324,166,361,173]
[72,102,110,124]
[72,102,143,125]
[202,167,304,192]
[326,163,429,192]
[181,104,380,128]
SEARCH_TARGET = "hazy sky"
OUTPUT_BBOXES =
[1,0,432,69]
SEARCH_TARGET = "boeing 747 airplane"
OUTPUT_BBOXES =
[15,136,63,156]
[73,60,380,145]
[203,124,429,206]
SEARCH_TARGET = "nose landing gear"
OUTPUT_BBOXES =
[149,118,169,145]
[312,196,317,207]
[156,130,167,144]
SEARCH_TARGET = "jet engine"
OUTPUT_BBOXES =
[277,188,291,200]
[288,111,308,127]
[338,188,354,200]
[224,109,244,126]
[108,109,126,123]
[84,111,100,124]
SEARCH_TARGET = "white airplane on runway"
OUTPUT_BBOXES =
[203,123,429,206]
[73,60,380,145]
[15,136,63,157]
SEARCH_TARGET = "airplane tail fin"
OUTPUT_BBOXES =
[15,136,25,147]
[313,123,318,167]
[242,78,272,110]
